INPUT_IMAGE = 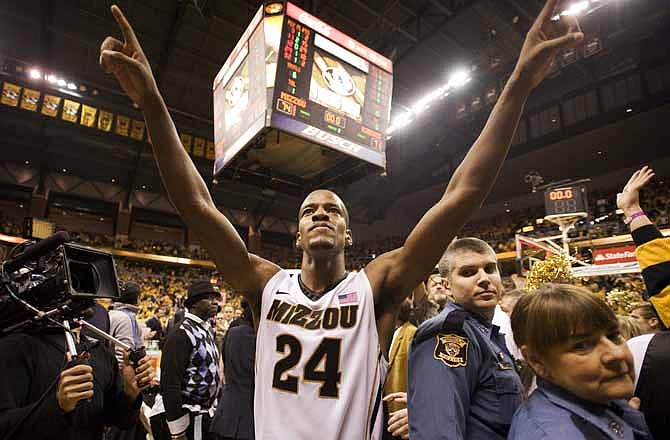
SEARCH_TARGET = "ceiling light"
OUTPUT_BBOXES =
[47,74,58,84]
[57,79,67,87]
[562,1,590,16]
[62,168,67,173]
[67,82,77,90]
[447,70,471,89]
[29,69,42,79]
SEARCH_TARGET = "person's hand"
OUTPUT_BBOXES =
[512,0,584,91]
[121,351,155,401]
[56,356,94,413]
[628,396,641,410]
[383,392,409,438]
[617,166,655,216]
[100,5,159,108]
[388,407,409,439]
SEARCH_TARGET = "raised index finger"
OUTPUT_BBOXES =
[111,5,139,47]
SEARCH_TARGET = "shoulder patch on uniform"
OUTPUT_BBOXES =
[434,333,469,367]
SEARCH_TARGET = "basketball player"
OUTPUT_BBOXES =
[100,2,582,438]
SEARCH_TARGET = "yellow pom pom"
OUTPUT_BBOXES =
[524,254,576,292]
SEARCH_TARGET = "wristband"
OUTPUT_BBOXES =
[624,210,645,225]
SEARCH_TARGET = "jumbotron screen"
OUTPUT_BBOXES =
[212,2,393,177]
[270,3,393,168]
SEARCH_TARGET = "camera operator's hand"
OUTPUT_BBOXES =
[121,351,155,402]
[56,356,94,413]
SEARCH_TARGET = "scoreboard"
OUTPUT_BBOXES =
[212,1,393,179]
[544,184,588,217]
[270,3,393,168]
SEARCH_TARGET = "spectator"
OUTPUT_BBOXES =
[151,281,222,440]
[619,166,670,440]
[628,302,661,335]
[210,301,256,440]
[508,284,651,439]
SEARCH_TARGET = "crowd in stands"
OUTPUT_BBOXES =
[1,179,666,272]
[0,178,666,323]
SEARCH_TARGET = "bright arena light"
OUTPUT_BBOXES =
[57,79,67,87]
[67,82,77,90]
[562,1,590,16]
[47,74,58,83]
[447,69,471,89]
[29,69,42,79]
[385,0,612,137]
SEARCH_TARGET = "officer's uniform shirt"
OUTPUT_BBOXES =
[408,302,522,440]
[508,379,653,440]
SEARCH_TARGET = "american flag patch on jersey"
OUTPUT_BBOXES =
[338,292,358,304]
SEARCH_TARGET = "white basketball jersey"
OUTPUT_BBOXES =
[255,269,388,440]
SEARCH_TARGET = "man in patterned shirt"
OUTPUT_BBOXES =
[152,281,222,440]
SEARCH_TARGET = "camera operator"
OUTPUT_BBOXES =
[0,307,155,440]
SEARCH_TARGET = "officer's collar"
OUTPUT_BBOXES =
[537,379,645,438]
[449,302,495,328]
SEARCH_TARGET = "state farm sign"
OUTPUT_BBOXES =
[593,245,637,265]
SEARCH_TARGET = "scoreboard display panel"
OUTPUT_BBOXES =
[212,1,393,180]
[270,3,393,168]
[544,184,588,217]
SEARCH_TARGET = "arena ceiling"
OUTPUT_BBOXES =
[0,0,669,226]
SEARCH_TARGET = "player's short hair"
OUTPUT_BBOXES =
[438,237,496,278]
[300,190,350,227]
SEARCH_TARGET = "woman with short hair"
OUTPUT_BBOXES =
[508,284,653,439]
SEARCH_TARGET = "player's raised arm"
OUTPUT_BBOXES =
[100,5,279,304]
[368,0,584,305]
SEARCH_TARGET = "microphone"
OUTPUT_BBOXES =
[4,231,70,273]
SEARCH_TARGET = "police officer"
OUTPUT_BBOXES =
[408,238,523,439]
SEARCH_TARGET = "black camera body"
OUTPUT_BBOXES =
[0,233,120,335]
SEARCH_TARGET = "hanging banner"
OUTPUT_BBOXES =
[206,140,215,160]
[62,99,81,123]
[193,137,205,157]
[180,134,193,153]
[20,88,41,111]
[98,110,113,132]
[130,119,146,141]
[1,82,21,106]
[41,94,61,117]
[116,115,130,136]
[80,104,97,127]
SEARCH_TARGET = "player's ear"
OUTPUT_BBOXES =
[296,232,302,249]
[345,229,353,247]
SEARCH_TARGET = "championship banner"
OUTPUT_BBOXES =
[116,115,130,136]
[98,110,113,132]
[130,119,145,141]
[593,245,637,265]
[62,99,81,123]
[1,82,21,107]
[180,134,193,153]
[41,94,61,117]
[206,140,215,160]
[80,104,97,127]
[20,88,40,111]
[193,137,205,157]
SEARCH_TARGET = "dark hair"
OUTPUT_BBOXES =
[240,299,253,323]
[630,302,657,319]
[438,237,495,278]
[511,283,618,357]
